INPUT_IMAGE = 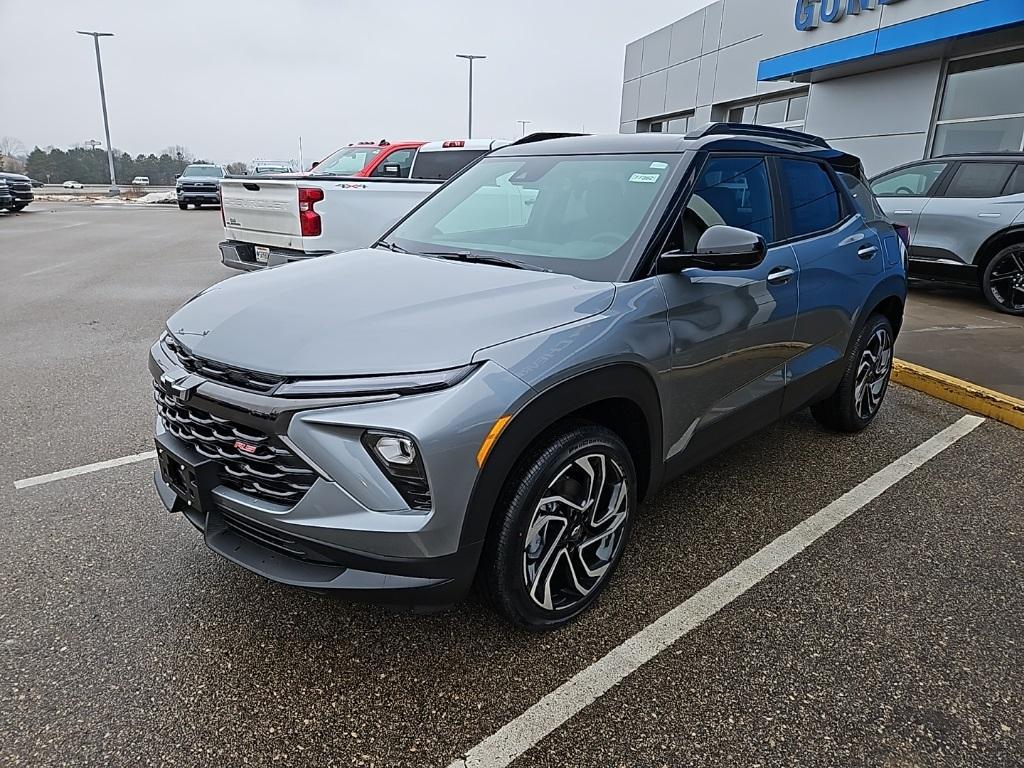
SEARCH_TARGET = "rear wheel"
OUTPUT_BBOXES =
[811,314,894,433]
[981,243,1024,316]
[479,423,636,631]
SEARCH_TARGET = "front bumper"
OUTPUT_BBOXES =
[149,340,531,605]
[219,239,332,271]
[177,188,221,205]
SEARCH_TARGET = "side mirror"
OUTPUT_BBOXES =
[174,174,181,179]
[309,160,320,170]
[658,225,767,273]
[381,163,401,177]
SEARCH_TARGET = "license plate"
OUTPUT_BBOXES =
[255,246,270,264]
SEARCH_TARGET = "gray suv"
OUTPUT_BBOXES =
[151,125,907,630]
[871,153,1024,314]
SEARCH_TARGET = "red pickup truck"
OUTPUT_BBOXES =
[308,140,425,178]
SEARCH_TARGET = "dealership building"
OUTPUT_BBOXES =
[619,0,1024,175]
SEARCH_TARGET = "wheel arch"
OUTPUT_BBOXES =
[459,363,663,549]
[974,225,1024,282]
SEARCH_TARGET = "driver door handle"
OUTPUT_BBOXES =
[767,267,796,285]
[858,245,878,260]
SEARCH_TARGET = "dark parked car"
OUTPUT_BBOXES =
[0,171,34,211]
[0,179,13,210]
[151,125,907,629]
[872,153,1024,315]
[175,164,226,210]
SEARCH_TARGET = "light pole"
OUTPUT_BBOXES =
[455,54,486,139]
[77,31,119,196]
[517,120,532,137]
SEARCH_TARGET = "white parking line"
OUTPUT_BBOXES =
[13,450,157,490]
[448,414,985,768]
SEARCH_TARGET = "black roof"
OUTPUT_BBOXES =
[934,152,1024,161]
[494,124,856,166]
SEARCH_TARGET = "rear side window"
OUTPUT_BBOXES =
[779,158,841,238]
[411,149,488,181]
[839,172,886,221]
[871,162,948,197]
[674,155,775,250]
[1005,165,1024,195]
[942,162,1015,198]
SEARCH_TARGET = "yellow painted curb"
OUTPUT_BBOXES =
[892,359,1024,430]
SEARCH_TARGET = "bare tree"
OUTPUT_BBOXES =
[0,136,26,170]
[225,161,248,175]
[162,145,194,163]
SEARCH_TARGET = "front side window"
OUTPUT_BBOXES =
[386,153,680,281]
[312,146,381,176]
[778,158,841,238]
[370,148,416,178]
[933,50,1024,155]
[942,162,1016,198]
[871,162,948,197]
[670,155,775,250]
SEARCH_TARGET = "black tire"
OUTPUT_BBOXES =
[479,422,637,631]
[178,202,188,210]
[11,203,27,211]
[811,313,894,433]
[981,243,1024,316]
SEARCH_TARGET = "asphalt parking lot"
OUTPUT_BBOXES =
[2,203,1022,767]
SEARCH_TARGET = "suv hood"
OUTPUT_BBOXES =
[0,172,29,182]
[167,249,615,376]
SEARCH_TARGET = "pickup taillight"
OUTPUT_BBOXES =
[298,186,324,237]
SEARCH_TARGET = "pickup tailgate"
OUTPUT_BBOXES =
[221,179,302,246]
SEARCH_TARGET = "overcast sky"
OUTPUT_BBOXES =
[0,0,711,166]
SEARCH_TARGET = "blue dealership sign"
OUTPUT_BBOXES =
[795,0,906,31]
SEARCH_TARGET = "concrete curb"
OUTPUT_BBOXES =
[892,359,1024,430]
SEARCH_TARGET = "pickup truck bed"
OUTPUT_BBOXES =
[219,175,440,270]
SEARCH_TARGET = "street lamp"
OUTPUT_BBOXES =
[517,120,532,137]
[455,54,486,139]
[77,31,119,196]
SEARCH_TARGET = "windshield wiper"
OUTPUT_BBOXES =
[420,250,550,272]
[377,240,412,254]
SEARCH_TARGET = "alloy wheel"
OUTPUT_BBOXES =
[854,326,893,420]
[987,248,1024,312]
[522,453,630,612]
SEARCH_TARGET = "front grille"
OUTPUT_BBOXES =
[163,335,283,394]
[154,386,316,506]
[182,183,218,193]
[9,182,31,194]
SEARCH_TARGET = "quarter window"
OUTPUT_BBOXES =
[668,155,775,252]
[871,162,948,198]
[942,163,1016,198]
[778,158,841,238]
[1005,165,1024,196]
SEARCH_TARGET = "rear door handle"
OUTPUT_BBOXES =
[858,245,878,260]
[893,210,914,215]
[767,267,796,285]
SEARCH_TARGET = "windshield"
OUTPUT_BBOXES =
[254,166,292,175]
[385,154,679,281]
[312,146,381,176]
[182,165,224,178]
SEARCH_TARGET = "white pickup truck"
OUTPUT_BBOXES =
[218,139,508,271]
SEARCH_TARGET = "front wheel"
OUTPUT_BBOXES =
[811,314,894,433]
[11,203,27,211]
[981,244,1024,316]
[479,423,637,631]
[178,202,188,210]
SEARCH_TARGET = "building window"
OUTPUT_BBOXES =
[727,92,808,131]
[933,49,1024,155]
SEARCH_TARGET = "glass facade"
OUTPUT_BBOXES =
[726,92,808,131]
[932,48,1024,155]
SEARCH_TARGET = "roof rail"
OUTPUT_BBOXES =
[935,151,1024,158]
[509,132,589,147]
[686,122,829,149]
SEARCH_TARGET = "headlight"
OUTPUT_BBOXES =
[362,430,431,510]
[274,364,477,398]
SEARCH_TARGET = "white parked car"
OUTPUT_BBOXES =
[62,180,84,189]
[131,176,150,186]
[218,139,510,270]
